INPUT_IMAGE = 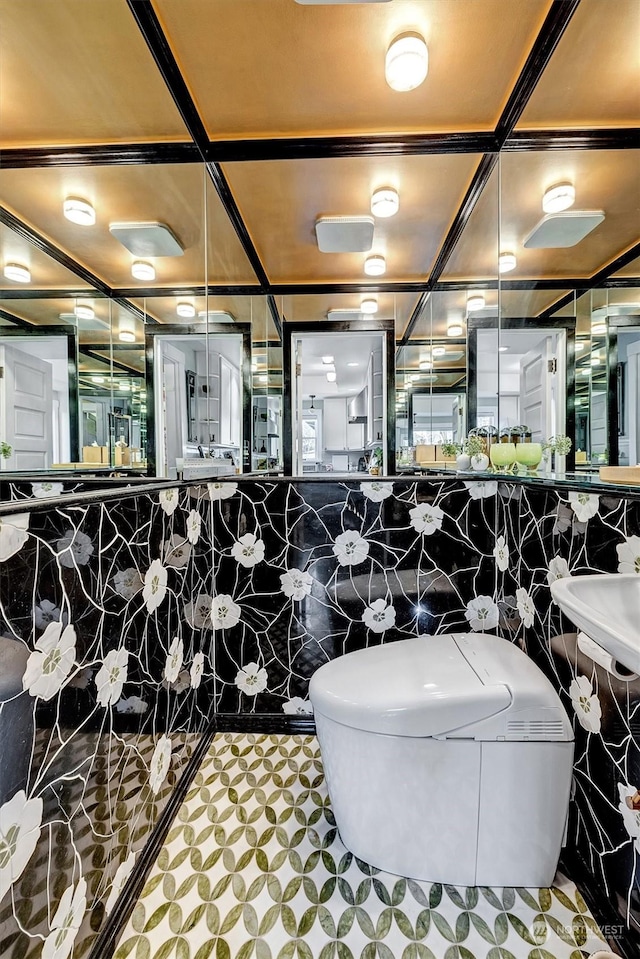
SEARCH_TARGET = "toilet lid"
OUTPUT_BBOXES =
[309,634,512,738]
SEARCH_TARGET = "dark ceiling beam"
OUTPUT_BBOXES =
[0,142,200,170]
[110,285,263,298]
[0,288,103,299]
[269,281,429,296]
[267,295,283,340]
[504,128,640,152]
[589,240,640,287]
[0,308,35,329]
[82,348,143,375]
[126,0,271,294]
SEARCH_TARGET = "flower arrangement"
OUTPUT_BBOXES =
[440,441,462,458]
[543,434,572,457]
[464,434,485,457]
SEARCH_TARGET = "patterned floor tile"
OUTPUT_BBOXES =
[114,734,609,959]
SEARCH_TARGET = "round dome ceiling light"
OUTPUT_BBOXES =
[63,196,96,226]
[131,260,155,281]
[4,262,31,283]
[447,323,464,337]
[542,182,575,214]
[385,32,428,92]
[360,297,379,314]
[498,252,517,274]
[74,304,95,321]
[118,330,136,343]
[420,360,432,370]
[177,302,195,318]
[466,293,485,312]
[364,254,386,276]
[432,346,446,356]
[591,322,607,336]
[326,371,337,383]
[371,188,399,218]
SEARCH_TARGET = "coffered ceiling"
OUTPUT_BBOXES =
[0,0,638,341]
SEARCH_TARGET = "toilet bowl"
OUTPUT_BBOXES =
[309,632,574,887]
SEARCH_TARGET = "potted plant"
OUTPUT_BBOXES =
[543,434,572,474]
[0,441,12,463]
[369,447,383,475]
[464,434,489,471]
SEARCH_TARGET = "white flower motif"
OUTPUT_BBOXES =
[42,876,87,959]
[115,695,148,715]
[207,481,237,501]
[56,529,94,568]
[163,534,192,569]
[516,587,535,628]
[159,487,180,515]
[0,790,43,902]
[547,556,571,590]
[34,600,63,630]
[112,567,143,600]
[568,491,600,523]
[143,560,168,613]
[212,594,241,629]
[493,536,509,572]
[95,648,129,708]
[463,481,498,500]
[360,482,394,502]
[616,535,640,574]
[332,530,370,567]
[235,662,268,696]
[31,482,64,499]
[23,622,76,701]
[464,595,500,632]
[618,783,640,853]
[569,676,602,734]
[186,509,202,545]
[0,513,29,562]
[283,697,314,716]
[105,851,136,916]
[362,598,396,633]
[149,735,172,794]
[164,636,183,683]
[166,669,191,694]
[184,593,213,629]
[190,652,205,689]
[280,569,313,601]
[409,503,445,535]
[231,532,265,568]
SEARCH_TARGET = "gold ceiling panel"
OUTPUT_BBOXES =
[499,289,572,318]
[517,0,640,130]
[280,292,421,332]
[0,0,188,147]
[223,154,480,284]
[153,0,551,138]
[0,224,94,292]
[0,164,259,288]
[0,295,109,332]
[130,295,259,327]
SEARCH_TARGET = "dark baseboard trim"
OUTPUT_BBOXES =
[212,712,316,735]
[559,850,639,959]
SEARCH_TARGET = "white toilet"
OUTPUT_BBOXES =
[309,632,574,887]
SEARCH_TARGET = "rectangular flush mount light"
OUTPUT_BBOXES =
[109,222,184,257]
[523,211,605,249]
[315,216,374,253]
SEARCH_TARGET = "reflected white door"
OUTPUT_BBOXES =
[628,341,640,465]
[0,344,53,470]
[520,339,552,443]
[156,342,187,477]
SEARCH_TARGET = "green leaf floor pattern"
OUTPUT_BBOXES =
[114,734,607,959]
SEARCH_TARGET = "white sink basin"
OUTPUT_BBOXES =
[550,573,640,675]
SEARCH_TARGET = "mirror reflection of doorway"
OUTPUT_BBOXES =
[290,331,386,476]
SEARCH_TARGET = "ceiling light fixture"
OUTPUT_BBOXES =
[591,322,607,335]
[322,355,334,364]
[466,293,485,312]
[63,196,96,226]
[131,260,155,281]
[542,181,575,214]
[91,376,105,384]
[498,252,517,273]
[432,346,446,356]
[364,254,386,276]
[4,262,31,283]
[385,32,428,92]
[498,346,508,353]
[326,371,336,382]
[447,323,463,337]
[361,297,378,314]
[177,302,195,318]
[118,330,136,343]
[420,360,432,370]
[74,304,95,321]
[370,187,399,218]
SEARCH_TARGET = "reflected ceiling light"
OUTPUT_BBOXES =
[420,360,432,370]
[466,293,485,312]
[63,196,95,226]
[498,252,517,273]
[360,297,378,314]
[498,346,508,353]
[370,188,399,218]
[322,355,334,364]
[432,346,446,356]
[74,304,95,321]
[364,254,386,276]
[591,322,607,335]
[91,376,104,384]
[177,302,195,318]
[118,330,136,343]
[326,371,337,382]
[258,374,268,383]
[591,357,601,366]
[120,382,131,391]
[580,368,591,376]
[447,323,463,337]
[131,260,155,281]
[385,32,428,92]
[4,262,30,283]
[542,182,575,214]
